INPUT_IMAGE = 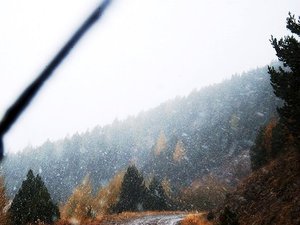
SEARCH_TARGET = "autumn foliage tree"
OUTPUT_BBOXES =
[173,140,186,162]
[154,131,167,156]
[61,175,94,222]
[93,170,125,215]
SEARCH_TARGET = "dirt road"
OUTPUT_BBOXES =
[103,214,185,225]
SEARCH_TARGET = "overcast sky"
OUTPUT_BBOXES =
[0,0,299,153]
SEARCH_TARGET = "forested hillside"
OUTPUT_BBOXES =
[211,13,300,225]
[1,65,279,202]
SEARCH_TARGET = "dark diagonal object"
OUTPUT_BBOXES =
[0,0,112,160]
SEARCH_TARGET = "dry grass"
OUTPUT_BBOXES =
[180,213,212,225]
[214,149,300,225]
[55,217,104,225]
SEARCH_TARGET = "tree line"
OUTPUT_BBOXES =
[0,165,173,224]
[0,11,298,225]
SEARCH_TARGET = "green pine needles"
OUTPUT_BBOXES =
[9,169,60,225]
[268,13,300,145]
[250,13,300,170]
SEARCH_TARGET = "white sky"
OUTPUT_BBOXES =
[0,0,299,153]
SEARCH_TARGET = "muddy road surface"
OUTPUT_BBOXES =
[103,214,185,225]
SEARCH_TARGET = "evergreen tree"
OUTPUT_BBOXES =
[270,122,287,155]
[113,165,146,213]
[268,13,300,145]
[250,128,268,170]
[144,177,169,211]
[9,169,59,225]
[219,207,239,225]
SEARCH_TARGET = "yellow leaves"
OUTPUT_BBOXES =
[262,118,277,152]
[154,131,167,156]
[60,170,126,224]
[180,213,212,225]
[61,175,94,222]
[173,140,186,162]
[161,177,172,199]
[94,171,124,215]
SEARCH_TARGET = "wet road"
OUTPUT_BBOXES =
[104,214,185,225]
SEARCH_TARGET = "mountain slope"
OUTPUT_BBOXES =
[213,149,300,225]
[142,66,279,187]
[2,65,279,202]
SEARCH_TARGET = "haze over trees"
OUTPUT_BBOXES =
[3,14,299,224]
[2,64,279,205]
[0,7,298,225]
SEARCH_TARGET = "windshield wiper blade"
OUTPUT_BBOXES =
[0,0,112,160]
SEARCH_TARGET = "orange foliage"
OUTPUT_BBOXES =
[161,177,172,198]
[54,220,71,225]
[154,131,167,156]
[55,217,100,225]
[173,140,186,162]
[180,213,212,225]
[93,170,125,215]
[60,175,94,222]
[60,170,125,224]
[263,118,277,152]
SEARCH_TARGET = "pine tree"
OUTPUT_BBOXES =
[113,165,146,213]
[219,207,239,225]
[9,169,59,225]
[268,13,300,145]
[144,177,169,211]
[250,119,278,170]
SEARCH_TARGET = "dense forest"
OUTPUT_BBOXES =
[0,9,299,225]
[211,13,300,225]
[1,64,279,205]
